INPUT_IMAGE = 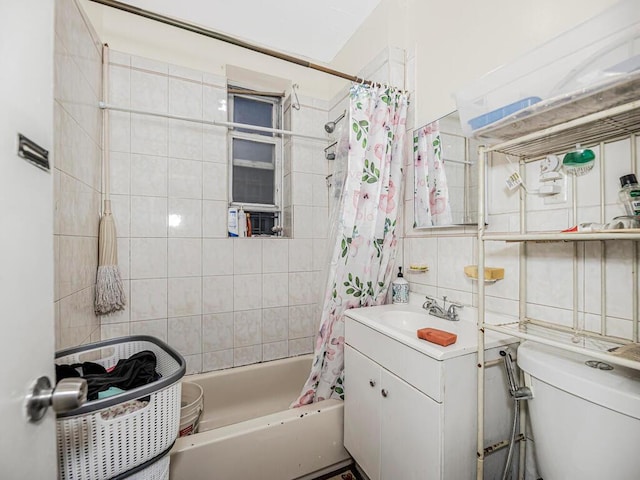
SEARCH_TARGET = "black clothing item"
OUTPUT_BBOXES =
[56,361,107,380]
[56,350,161,400]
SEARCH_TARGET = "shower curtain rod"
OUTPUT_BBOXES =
[89,0,374,86]
[99,102,328,142]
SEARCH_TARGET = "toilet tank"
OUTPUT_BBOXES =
[518,341,640,480]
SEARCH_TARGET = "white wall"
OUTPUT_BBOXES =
[100,51,330,374]
[54,0,103,350]
[79,0,349,101]
[331,4,637,477]
[331,0,618,126]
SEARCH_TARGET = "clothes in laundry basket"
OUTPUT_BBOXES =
[56,350,161,400]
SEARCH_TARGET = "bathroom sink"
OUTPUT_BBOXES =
[377,311,465,335]
[345,303,512,360]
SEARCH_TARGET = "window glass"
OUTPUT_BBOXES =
[233,96,273,136]
[232,138,274,166]
[233,165,275,204]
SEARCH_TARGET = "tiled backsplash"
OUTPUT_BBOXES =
[404,139,640,340]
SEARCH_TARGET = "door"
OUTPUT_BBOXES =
[344,345,382,480]
[0,1,57,478]
[380,369,441,480]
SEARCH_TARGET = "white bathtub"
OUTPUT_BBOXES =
[170,354,350,480]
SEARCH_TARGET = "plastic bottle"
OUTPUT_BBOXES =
[619,174,640,216]
[246,213,252,237]
[228,207,239,237]
[391,266,409,304]
[238,207,247,237]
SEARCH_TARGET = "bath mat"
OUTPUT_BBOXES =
[314,464,363,480]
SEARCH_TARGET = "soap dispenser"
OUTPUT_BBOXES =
[391,266,409,304]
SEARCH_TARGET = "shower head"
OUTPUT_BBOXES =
[324,111,346,134]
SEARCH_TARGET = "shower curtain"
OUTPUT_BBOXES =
[414,121,452,226]
[292,84,408,407]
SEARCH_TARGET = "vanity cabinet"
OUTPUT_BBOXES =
[344,345,440,480]
[344,316,478,480]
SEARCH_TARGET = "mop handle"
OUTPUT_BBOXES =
[102,43,111,216]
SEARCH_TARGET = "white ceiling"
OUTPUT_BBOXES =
[117,0,382,63]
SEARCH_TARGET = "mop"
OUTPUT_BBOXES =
[95,44,126,315]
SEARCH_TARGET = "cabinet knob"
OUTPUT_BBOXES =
[381,389,389,398]
[369,379,376,387]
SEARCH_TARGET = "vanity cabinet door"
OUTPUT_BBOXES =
[380,368,442,480]
[344,345,382,480]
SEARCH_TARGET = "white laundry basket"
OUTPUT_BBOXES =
[55,336,185,480]
[124,451,170,480]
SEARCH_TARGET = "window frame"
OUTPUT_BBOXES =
[227,89,283,216]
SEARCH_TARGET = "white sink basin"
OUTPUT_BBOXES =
[377,311,466,335]
[345,303,512,360]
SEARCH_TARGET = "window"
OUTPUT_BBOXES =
[228,88,282,235]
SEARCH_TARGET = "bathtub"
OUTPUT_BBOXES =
[170,354,351,480]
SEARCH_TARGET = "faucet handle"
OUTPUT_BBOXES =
[423,295,437,310]
[446,301,464,320]
[448,300,464,310]
[424,295,437,305]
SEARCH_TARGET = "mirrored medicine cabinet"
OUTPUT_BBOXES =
[413,111,482,228]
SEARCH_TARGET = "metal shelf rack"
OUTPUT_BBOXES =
[475,95,640,480]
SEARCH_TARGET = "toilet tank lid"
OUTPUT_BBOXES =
[517,341,640,420]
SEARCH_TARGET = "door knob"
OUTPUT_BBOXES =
[369,379,376,387]
[26,376,88,422]
[381,389,389,398]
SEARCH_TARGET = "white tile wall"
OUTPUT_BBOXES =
[263,239,289,273]
[168,198,202,237]
[203,312,234,351]
[130,278,168,321]
[169,120,203,161]
[234,274,262,311]
[263,273,289,308]
[263,307,289,342]
[168,315,202,355]
[131,114,168,156]
[202,162,227,200]
[234,310,262,347]
[202,276,234,314]
[54,0,102,350]
[403,116,639,343]
[130,238,167,279]
[91,51,328,372]
[263,341,289,361]
[168,158,202,199]
[202,239,234,275]
[131,196,167,237]
[203,349,234,371]
[168,238,202,277]
[168,277,202,317]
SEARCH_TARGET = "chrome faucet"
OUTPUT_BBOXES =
[422,295,463,321]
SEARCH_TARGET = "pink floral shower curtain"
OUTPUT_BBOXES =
[414,121,452,226]
[292,84,408,407]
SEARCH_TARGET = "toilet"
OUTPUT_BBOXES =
[517,341,640,480]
